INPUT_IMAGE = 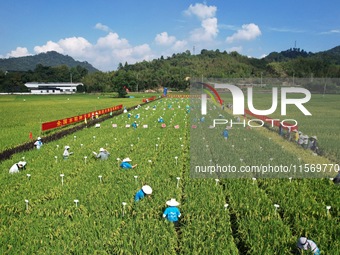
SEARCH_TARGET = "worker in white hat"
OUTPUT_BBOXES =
[163,198,181,228]
[120,158,137,169]
[9,161,27,174]
[93,148,110,160]
[63,146,73,159]
[34,137,43,149]
[297,237,320,255]
[134,185,153,201]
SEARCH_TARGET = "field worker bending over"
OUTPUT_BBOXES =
[132,121,138,129]
[333,171,340,185]
[34,137,43,149]
[63,146,73,159]
[134,185,153,201]
[297,237,320,254]
[222,128,229,141]
[120,158,137,169]
[163,198,181,229]
[93,148,110,160]
[158,116,164,123]
[9,161,27,174]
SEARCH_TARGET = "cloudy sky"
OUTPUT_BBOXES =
[1,0,339,71]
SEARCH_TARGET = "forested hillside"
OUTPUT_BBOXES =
[0,46,339,94]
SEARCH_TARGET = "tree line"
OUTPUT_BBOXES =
[1,48,340,95]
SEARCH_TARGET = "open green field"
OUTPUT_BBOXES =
[1,96,339,254]
[0,93,159,151]
[220,92,340,162]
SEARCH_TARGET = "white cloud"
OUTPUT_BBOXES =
[184,3,217,20]
[95,23,111,32]
[96,32,129,49]
[6,47,31,58]
[226,23,261,43]
[227,46,243,53]
[190,17,218,42]
[172,40,188,51]
[34,40,64,54]
[155,32,176,46]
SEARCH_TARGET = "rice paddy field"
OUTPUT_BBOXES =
[0,92,339,254]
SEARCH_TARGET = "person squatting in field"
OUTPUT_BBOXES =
[93,147,110,160]
[297,237,320,255]
[120,157,137,169]
[222,128,229,141]
[63,146,74,159]
[9,161,27,174]
[163,198,181,229]
[134,185,152,201]
[34,137,43,149]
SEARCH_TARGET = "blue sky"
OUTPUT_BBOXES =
[1,0,339,71]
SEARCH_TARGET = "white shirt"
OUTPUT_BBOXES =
[34,140,43,149]
[9,164,20,174]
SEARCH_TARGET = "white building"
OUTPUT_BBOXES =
[25,82,83,94]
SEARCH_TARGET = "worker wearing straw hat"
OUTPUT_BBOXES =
[34,137,43,149]
[93,148,110,160]
[297,237,320,255]
[63,146,74,159]
[9,161,27,174]
[134,185,152,201]
[120,158,137,169]
[163,198,181,228]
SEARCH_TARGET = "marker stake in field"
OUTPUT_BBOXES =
[122,202,127,217]
[60,174,64,186]
[74,199,79,207]
[176,177,180,188]
[98,175,103,183]
[25,199,29,211]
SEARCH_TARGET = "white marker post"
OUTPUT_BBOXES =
[122,202,127,217]
[155,144,158,151]
[98,175,103,183]
[55,156,58,163]
[175,156,178,165]
[274,204,280,214]
[25,199,29,210]
[74,199,79,207]
[134,176,138,183]
[326,206,331,216]
[224,203,229,210]
[26,174,31,180]
[215,179,220,186]
[84,156,88,164]
[252,177,256,185]
[176,177,180,188]
[60,174,64,186]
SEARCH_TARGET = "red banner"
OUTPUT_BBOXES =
[142,96,156,102]
[42,104,123,131]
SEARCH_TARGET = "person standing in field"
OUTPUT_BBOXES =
[134,185,153,201]
[9,161,27,174]
[222,128,229,141]
[34,137,43,149]
[163,198,181,229]
[297,237,320,255]
[93,148,110,160]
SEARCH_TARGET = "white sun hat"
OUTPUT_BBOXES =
[166,198,180,206]
[37,137,41,140]
[311,136,317,140]
[142,185,153,195]
[297,237,308,249]
[99,148,105,152]
[65,145,70,149]
[122,157,132,162]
